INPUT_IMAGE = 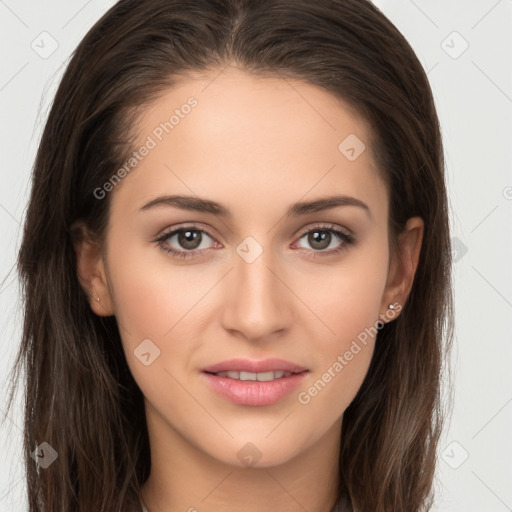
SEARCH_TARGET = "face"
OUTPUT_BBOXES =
[83,66,418,469]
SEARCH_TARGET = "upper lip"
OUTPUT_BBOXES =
[202,358,309,374]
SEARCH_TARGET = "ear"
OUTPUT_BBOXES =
[379,216,424,323]
[71,221,115,316]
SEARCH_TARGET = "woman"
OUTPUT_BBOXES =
[6,0,454,511]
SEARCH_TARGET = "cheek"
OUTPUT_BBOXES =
[296,282,381,424]
[298,246,389,345]
[106,230,214,335]
[293,246,388,412]
[105,240,214,380]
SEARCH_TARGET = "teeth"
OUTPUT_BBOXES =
[214,370,292,381]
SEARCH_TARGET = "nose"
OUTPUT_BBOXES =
[220,246,292,342]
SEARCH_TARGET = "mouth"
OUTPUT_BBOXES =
[203,369,305,381]
[201,365,309,406]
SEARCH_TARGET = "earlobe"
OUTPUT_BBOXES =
[88,260,115,317]
[72,221,115,317]
[380,216,424,323]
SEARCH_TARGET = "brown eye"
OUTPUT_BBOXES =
[155,225,218,260]
[175,229,203,250]
[294,225,355,255]
[306,230,333,250]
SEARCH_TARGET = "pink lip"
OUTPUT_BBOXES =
[201,358,308,374]
[201,371,308,406]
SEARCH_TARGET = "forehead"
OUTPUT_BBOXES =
[111,66,388,221]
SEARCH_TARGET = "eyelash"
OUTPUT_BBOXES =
[154,223,356,261]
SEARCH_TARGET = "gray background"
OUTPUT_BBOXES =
[1,0,511,510]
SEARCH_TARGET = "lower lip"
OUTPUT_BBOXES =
[201,371,308,406]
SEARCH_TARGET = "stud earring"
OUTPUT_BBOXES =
[388,303,395,310]
[96,297,101,303]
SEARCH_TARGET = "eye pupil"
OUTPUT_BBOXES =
[178,229,201,250]
[309,230,331,250]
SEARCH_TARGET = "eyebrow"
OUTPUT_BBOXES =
[140,194,371,219]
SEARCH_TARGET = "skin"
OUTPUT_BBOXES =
[74,66,423,512]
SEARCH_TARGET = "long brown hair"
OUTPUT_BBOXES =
[5,1,454,511]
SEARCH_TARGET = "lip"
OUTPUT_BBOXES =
[201,358,308,374]
[201,371,308,406]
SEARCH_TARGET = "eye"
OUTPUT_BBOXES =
[293,224,356,257]
[154,225,219,260]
